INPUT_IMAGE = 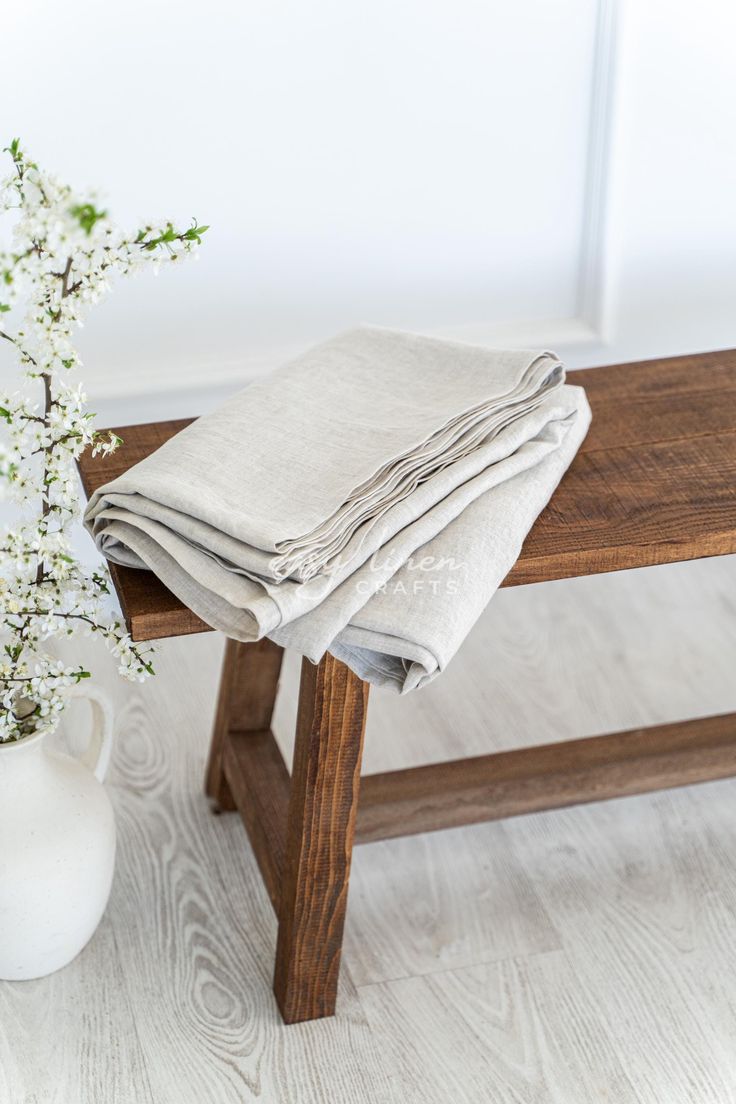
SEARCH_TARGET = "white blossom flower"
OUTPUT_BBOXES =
[0,138,206,741]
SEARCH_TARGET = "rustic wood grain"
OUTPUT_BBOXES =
[76,349,736,640]
[505,430,736,586]
[274,654,370,1023]
[205,637,284,810]
[223,727,290,911]
[355,712,736,842]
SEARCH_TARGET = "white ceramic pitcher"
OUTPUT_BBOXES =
[0,685,116,980]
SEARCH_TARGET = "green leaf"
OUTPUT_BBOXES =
[0,406,11,422]
[0,303,10,313]
[69,202,108,236]
[182,222,210,243]
[3,137,21,160]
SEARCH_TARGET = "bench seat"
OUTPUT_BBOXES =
[78,348,736,640]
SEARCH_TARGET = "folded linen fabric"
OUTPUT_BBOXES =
[84,326,591,692]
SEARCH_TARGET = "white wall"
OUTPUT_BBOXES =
[3,0,736,422]
[599,0,736,364]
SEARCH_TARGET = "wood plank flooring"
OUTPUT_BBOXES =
[0,554,734,1102]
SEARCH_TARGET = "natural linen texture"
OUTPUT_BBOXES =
[84,326,591,692]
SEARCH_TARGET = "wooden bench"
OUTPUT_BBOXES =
[78,349,736,1024]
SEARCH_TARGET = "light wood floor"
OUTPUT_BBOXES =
[2,555,735,1104]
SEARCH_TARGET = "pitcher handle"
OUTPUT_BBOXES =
[66,683,114,782]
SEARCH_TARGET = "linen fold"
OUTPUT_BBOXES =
[84,326,591,692]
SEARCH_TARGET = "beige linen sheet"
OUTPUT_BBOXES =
[85,326,591,691]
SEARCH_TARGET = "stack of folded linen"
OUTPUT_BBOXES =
[84,326,591,692]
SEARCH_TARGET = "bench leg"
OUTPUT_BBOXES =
[274,653,369,1023]
[205,637,284,811]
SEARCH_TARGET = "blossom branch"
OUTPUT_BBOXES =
[0,137,205,741]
